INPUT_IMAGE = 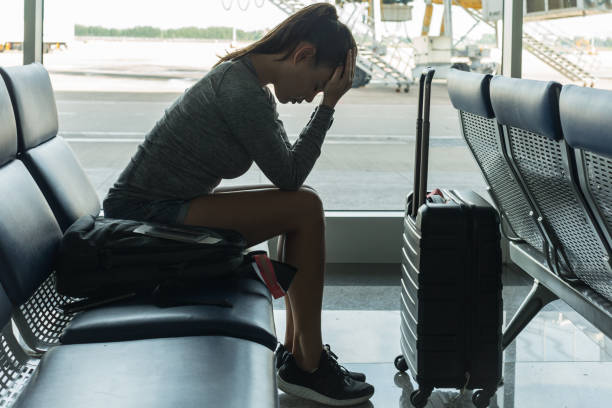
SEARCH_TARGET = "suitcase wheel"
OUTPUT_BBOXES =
[410,389,431,408]
[472,389,493,408]
[394,355,408,373]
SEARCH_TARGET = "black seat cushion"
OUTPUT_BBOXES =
[0,159,63,305]
[0,63,59,151]
[60,278,277,350]
[23,137,101,231]
[14,336,278,408]
[1,64,100,231]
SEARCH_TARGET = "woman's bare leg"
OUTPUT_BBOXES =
[183,187,324,371]
[211,184,317,356]
[274,186,317,357]
[277,234,295,352]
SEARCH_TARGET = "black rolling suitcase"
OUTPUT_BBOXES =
[394,68,503,408]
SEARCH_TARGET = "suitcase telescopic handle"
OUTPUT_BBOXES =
[411,67,436,217]
[411,72,427,217]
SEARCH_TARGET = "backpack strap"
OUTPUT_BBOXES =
[59,292,138,314]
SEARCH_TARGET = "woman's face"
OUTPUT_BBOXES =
[274,50,335,105]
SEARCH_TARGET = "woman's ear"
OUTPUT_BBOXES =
[293,42,316,65]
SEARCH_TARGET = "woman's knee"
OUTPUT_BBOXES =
[294,187,324,221]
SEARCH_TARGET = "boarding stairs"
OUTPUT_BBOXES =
[462,7,597,86]
[524,22,599,86]
[267,0,413,90]
[523,33,597,86]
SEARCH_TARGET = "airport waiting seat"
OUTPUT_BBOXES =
[447,71,612,348]
[0,63,100,233]
[446,69,563,348]
[490,76,612,303]
[0,66,40,407]
[0,69,278,353]
[0,258,275,408]
[560,85,612,251]
[0,75,70,351]
[13,335,278,408]
[447,69,546,253]
[0,271,279,408]
[0,283,278,408]
[0,69,279,408]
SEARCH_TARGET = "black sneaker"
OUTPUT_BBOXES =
[277,348,375,406]
[274,343,292,370]
[275,343,366,382]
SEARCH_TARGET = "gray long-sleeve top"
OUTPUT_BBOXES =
[106,56,334,201]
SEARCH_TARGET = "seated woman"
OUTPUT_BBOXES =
[103,3,374,406]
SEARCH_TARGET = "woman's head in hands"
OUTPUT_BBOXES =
[216,3,356,105]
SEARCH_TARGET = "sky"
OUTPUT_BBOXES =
[37,0,612,41]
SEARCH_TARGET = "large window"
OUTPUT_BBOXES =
[40,0,492,211]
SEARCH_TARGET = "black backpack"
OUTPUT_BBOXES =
[55,215,295,306]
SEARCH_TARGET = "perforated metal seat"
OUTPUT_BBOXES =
[490,76,612,302]
[447,69,545,253]
[447,70,562,349]
[560,85,612,252]
[0,291,39,407]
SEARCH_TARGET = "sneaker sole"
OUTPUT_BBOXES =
[277,373,374,407]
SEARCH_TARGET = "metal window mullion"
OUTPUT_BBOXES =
[23,0,44,65]
[502,0,523,78]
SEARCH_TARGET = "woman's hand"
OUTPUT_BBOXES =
[322,47,357,109]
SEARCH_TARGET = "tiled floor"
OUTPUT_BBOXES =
[272,264,612,408]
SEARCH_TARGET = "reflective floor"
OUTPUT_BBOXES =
[272,264,612,408]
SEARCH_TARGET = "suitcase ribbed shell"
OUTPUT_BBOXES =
[400,189,502,392]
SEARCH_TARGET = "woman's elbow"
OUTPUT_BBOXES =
[275,176,306,192]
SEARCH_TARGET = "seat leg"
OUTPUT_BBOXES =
[502,280,558,349]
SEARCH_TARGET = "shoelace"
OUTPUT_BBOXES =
[275,343,290,369]
[324,344,352,378]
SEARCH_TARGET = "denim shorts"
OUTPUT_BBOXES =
[103,192,191,224]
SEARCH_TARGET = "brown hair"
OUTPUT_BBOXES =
[213,3,356,69]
